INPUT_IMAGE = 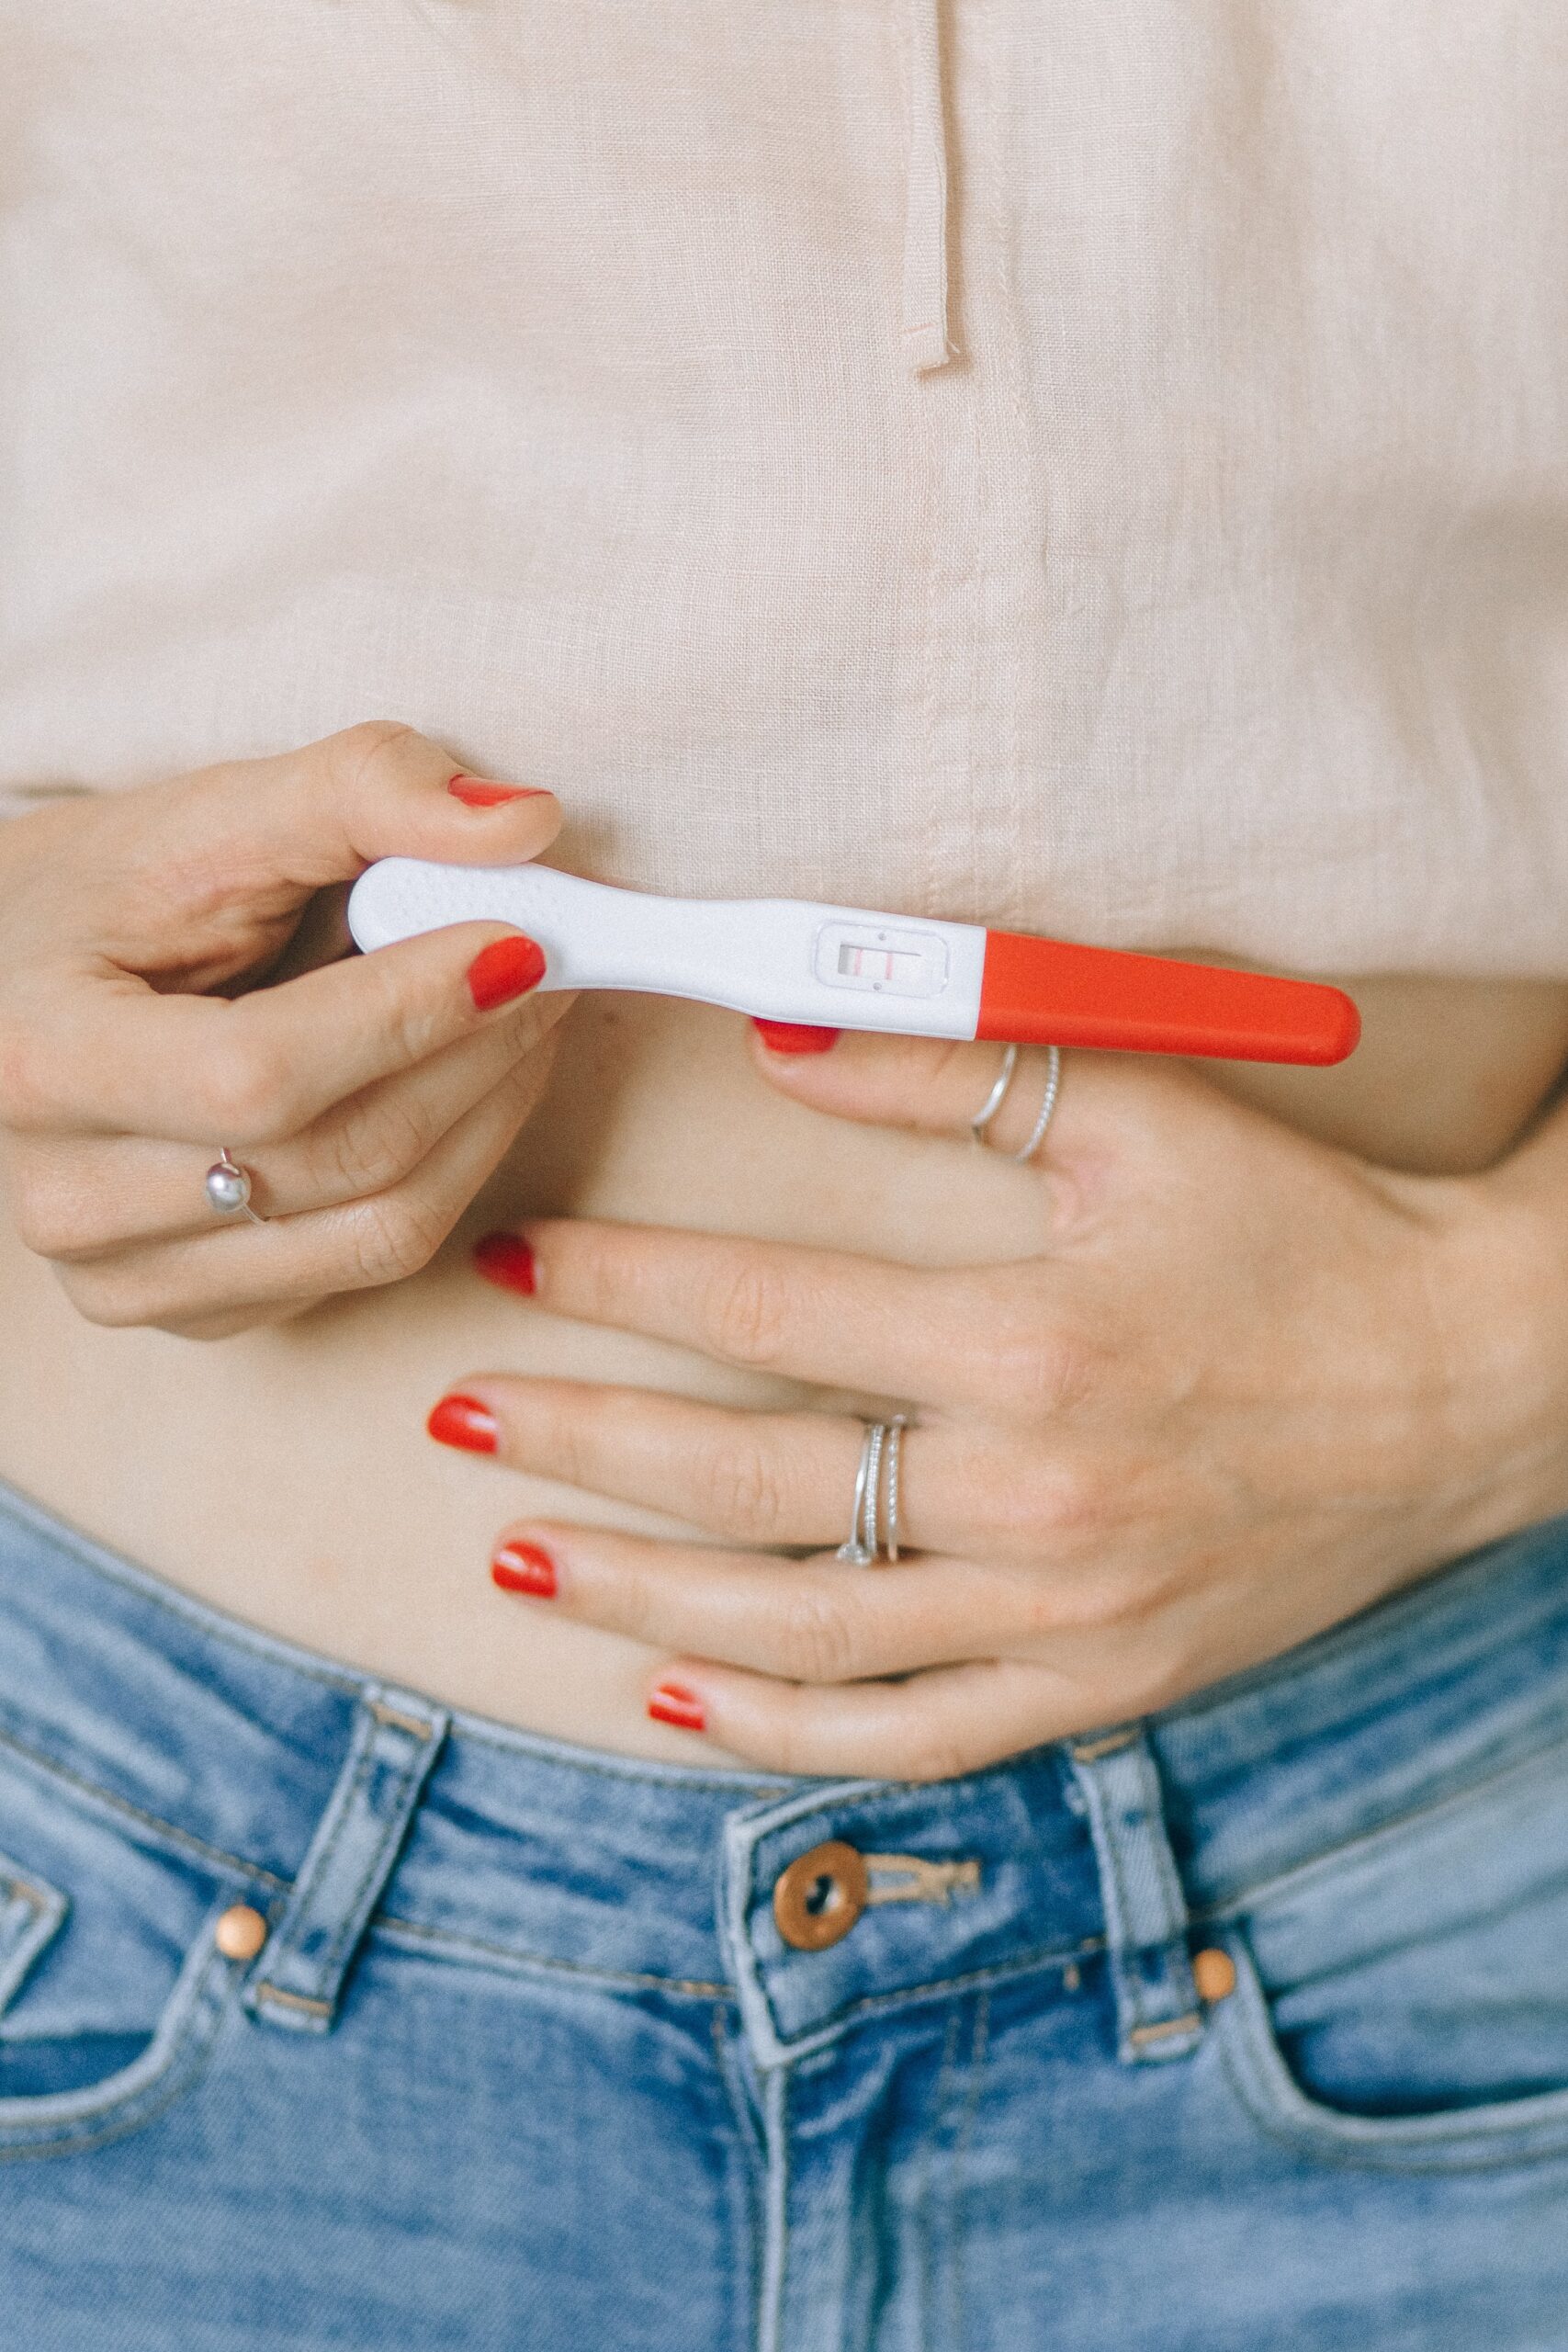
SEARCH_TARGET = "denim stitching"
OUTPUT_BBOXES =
[315,1712,444,1983]
[0,1482,363,1696]
[252,1984,333,2018]
[367,1699,435,1740]
[373,1911,733,1999]
[755,1939,1102,2049]
[916,2003,963,2352]
[0,1721,288,1893]
[1213,1953,1568,2176]
[949,1987,990,2352]
[0,1483,785,1795]
[710,2006,766,2352]
[757,2064,790,2352]
[1187,1722,1568,1930]
[258,1717,380,2004]
[0,1921,232,2162]
[1154,1527,1564,1732]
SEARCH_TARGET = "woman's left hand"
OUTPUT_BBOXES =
[429,1027,1568,1778]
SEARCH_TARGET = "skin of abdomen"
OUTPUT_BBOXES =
[0,977,1563,1761]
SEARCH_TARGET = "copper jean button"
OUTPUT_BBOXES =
[213,1903,269,1962]
[772,1839,869,1951]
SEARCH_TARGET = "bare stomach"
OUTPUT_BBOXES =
[2,969,1565,1764]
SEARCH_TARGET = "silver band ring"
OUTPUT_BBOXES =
[883,1414,907,1562]
[836,1420,885,1564]
[836,1414,908,1565]
[1004,1044,1063,1164]
[972,1044,1063,1166]
[969,1043,1020,1143]
[204,1148,265,1225]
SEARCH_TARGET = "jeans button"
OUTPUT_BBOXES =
[214,1904,269,1962]
[772,1839,869,1951]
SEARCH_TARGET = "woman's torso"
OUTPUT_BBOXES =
[5,6,1568,1758]
[3,978,1566,1765]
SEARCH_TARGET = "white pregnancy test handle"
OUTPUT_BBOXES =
[348,859,986,1037]
[347,859,1360,1062]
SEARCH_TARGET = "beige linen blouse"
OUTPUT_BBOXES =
[2,3,1565,976]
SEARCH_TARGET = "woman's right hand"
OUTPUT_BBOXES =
[0,722,570,1339]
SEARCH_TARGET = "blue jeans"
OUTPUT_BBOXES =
[3,1475,1568,2349]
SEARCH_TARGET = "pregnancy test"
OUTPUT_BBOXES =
[347,860,1359,1065]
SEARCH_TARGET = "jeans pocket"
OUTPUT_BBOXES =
[1207,1733,1568,2171]
[0,1748,244,2161]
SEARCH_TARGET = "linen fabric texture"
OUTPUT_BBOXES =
[6,1478,1568,2346]
[2,4,1567,975]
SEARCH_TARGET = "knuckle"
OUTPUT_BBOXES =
[205,1036,299,1148]
[998,1329,1096,1421]
[698,1433,789,1541]
[776,1587,863,1684]
[345,1185,449,1286]
[322,1089,435,1197]
[332,718,420,784]
[988,1461,1107,1561]
[699,1255,794,1370]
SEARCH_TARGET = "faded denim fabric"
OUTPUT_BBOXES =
[3,1474,1567,2350]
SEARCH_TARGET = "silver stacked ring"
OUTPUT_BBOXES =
[204,1148,266,1225]
[835,1413,908,1565]
[970,1043,1063,1165]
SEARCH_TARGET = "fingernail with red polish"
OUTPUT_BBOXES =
[468,934,547,1009]
[448,775,552,808]
[648,1681,706,1733]
[473,1231,536,1295]
[751,1019,840,1055]
[491,1540,558,1598]
[427,1394,499,1454]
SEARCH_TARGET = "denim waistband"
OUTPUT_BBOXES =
[3,1476,1567,2065]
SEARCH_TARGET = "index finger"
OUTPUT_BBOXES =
[495,1216,998,1408]
[26,920,562,1145]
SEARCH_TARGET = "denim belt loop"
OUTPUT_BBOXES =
[243,1688,449,2035]
[1066,1725,1203,2065]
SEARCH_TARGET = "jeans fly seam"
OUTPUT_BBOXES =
[0,1721,288,1894]
[950,1987,991,2352]
[917,2001,963,2352]
[710,2006,767,2352]
[758,2064,790,2352]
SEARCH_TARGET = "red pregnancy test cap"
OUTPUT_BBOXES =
[976,933,1360,1065]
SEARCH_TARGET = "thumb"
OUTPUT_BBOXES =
[218,719,562,891]
[63,721,561,971]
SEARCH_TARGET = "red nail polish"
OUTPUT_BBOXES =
[473,1232,536,1295]
[467,935,547,1009]
[427,1394,499,1454]
[447,775,551,808]
[648,1681,706,1733]
[491,1540,558,1598]
[751,1020,840,1055]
